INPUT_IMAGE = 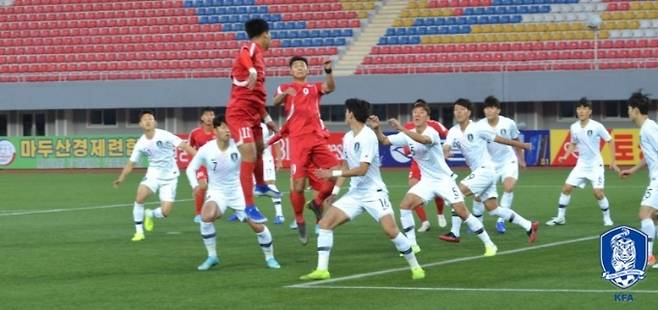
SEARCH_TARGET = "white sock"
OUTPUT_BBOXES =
[465,214,494,246]
[268,184,283,216]
[391,232,420,269]
[641,219,655,254]
[558,193,570,218]
[489,206,532,231]
[598,197,610,219]
[256,226,274,260]
[133,202,144,234]
[472,201,484,222]
[501,192,514,209]
[451,208,463,237]
[317,229,333,270]
[146,207,166,219]
[200,221,217,258]
[400,209,417,245]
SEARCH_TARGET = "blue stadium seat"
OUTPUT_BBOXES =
[540,5,551,12]
[295,22,305,29]
[508,6,518,14]
[386,28,395,36]
[247,6,257,14]
[237,6,247,14]
[209,15,219,23]
[399,36,409,44]
[291,39,302,47]
[460,25,471,33]
[474,7,485,15]
[478,16,490,24]
[410,36,421,44]
[446,17,457,25]
[184,0,194,7]
[378,37,387,45]
[449,26,459,34]
[435,18,445,26]
[387,36,399,45]
[512,0,523,5]
[529,5,540,13]
[439,26,449,34]
[464,8,475,15]
[500,15,510,23]
[396,28,406,35]
[237,32,247,40]
[407,28,418,35]
[501,0,512,5]
[336,38,346,46]
[417,27,427,35]
[485,7,495,15]
[468,16,478,24]
[258,6,268,13]
[428,26,439,34]
[496,6,507,14]
[199,16,209,24]
[343,29,353,36]
[519,6,529,13]
[457,17,467,25]
[490,15,500,23]
[227,7,237,14]
[511,15,523,23]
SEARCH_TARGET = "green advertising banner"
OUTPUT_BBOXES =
[0,136,147,169]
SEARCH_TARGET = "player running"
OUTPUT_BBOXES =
[546,98,619,227]
[113,110,197,241]
[188,107,216,223]
[186,116,280,271]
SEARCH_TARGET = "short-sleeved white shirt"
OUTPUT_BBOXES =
[186,140,242,193]
[342,126,387,195]
[388,126,455,181]
[640,119,658,180]
[480,116,520,165]
[130,128,183,180]
[570,119,611,167]
[445,121,496,171]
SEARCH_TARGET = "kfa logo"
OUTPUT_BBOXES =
[467,134,474,142]
[230,152,239,161]
[587,129,593,136]
[600,226,648,289]
[500,129,507,136]
[354,142,360,153]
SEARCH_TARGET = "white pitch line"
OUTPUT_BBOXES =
[287,235,599,288]
[0,199,193,217]
[290,285,658,294]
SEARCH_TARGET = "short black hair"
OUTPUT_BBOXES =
[139,109,155,120]
[576,97,592,109]
[628,90,650,115]
[289,56,308,67]
[345,98,370,123]
[453,98,473,112]
[200,107,215,116]
[412,99,430,115]
[245,18,269,39]
[483,95,501,109]
[212,115,226,128]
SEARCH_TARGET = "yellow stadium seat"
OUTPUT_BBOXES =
[492,24,504,33]
[403,19,414,27]
[648,10,658,19]
[358,11,368,19]
[392,19,402,27]
[629,20,640,29]
[640,1,653,10]
[633,11,648,19]
[400,10,410,18]
[502,24,514,32]
[471,25,482,33]
[598,30,610,39]
[441,8,452,16]
[629,2,641,10]
[421,36,431,44]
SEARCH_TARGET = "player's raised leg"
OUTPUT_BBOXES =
[130,185,152,241]
[547,184,573,226]
[198,200,221,271]
[299,206,350,280]
[245,218,280,269]
[380,213,425,279]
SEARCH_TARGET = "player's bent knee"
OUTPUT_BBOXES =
[562,184,574,194]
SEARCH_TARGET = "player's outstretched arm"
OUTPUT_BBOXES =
[606,138,620,172]
[185,153,205,196]
[512,138,527,169]
[113,161,135,188]
[389,118,433,145]
[273,87,296,106]
[321,60,335,94]
[369,115,391,145]
[494,135,532,151]
[178,141,197,157]
[315,162,370,179]
[620,158,646,179]
[443,144,453,159]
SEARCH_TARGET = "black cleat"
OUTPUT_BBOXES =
[306,200,323,221]
[297,221,308,245]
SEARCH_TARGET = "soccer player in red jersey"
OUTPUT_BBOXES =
[226,18,280,223]
[272,56,341,244]
[402,99,449,232]
[188,107,216,223]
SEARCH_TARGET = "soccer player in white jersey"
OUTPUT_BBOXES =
[620,91,658,268]
[441,98,539,244]
[546,98,619,227]
[299,98,425,281]
[113,110,197,242]
[371,101,497,257]
[186,116,280,270]
[480,96,527,234]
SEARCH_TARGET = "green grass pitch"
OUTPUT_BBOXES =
[1,168,656,309]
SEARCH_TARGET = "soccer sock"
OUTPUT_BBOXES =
[414,204,428,222]
[146,207,165,219]
[317,229,333,270]
[269,184,283,216]
[472,201,484,222]
[465,214,494,246]
[435,197,445,214]
[256,226,274,260]
[501,192,514,209]
[313,180,335,206]
[641,218,655,253]
[558,193,570,218]
[133,202,144,234]
[200,221,217,258]
[240,161,256,205]
[489,206,532,231]
[391,232,420,269]
[254,155,265,186]
[291,191,306,224]
[400,209,417,245]
[451,208,463,237]
[194,188,205,215]
[598,197,610,219]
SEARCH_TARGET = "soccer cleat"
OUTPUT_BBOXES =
[545,217,566,226]
[649,255,656,267]
[653,264,658,269]
[527,221,539,243]
[266,257,281,269]
[197,256,220,271]
[254,184,282,199]
[289,221,298,229]
[144,213,154,232]
[274,215,285,225]
[306,200,323,221]
[193,215,201,223]
[297,222,308,245]
[437,214,447,228]
[131,232,145,242]
[417,221,431,232]
[227,214,239,222]
[496,219,506,234]
[603,217,614,226]
[299,269,331,281]
[411,267,426,280]
[484,244,498,257]
[245,205,267,223]
[439,232,460,243]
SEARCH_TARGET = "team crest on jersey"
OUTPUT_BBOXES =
[587,130,593,136]
[303,88,309,95]
[156,141,163,148]
[354,142,360,153]
[230,153,238,161]
[467,134,474,142]
[600,226,648,289]
[500,129,507,135]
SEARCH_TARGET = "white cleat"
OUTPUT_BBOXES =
[417,221,431,232]
[437,214,447,228]
[546,217,566,226]
[603,218,614,226]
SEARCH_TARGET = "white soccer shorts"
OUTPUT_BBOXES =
[408,178,464,205]
[565,164,605,189]
[641,178,658,210]
[140,176,178,202]
[205,188,247,221]
[333,190,394,222]
[460,166,498,200]
[495,160,519,183]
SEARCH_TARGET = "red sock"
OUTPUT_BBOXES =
[435,197,445,215]
[240,161,256,205]
[414,204,428,222]
[291,191,306,224]
[194,188,205,215]
[313,180,335,207]
[254,154,265,186]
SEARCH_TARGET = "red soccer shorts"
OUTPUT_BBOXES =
[226,99,263,145]
[289,136,340,179]
[408,160,421,180]
[196,166,208,181]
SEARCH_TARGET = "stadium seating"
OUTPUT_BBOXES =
[0,0,376,82]
[357,0,658,74]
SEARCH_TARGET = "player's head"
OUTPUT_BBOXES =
[345,98,370,125]
[575,97,592,121]
[289,56,309,80]
[411,99,430,127]
[199,107,215,126]
[139,109,156,131]
[212,115,230,142]
[627,90,651,121]
[453,98,473,123]
[245,18,271,50]
[483,95,501,120]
